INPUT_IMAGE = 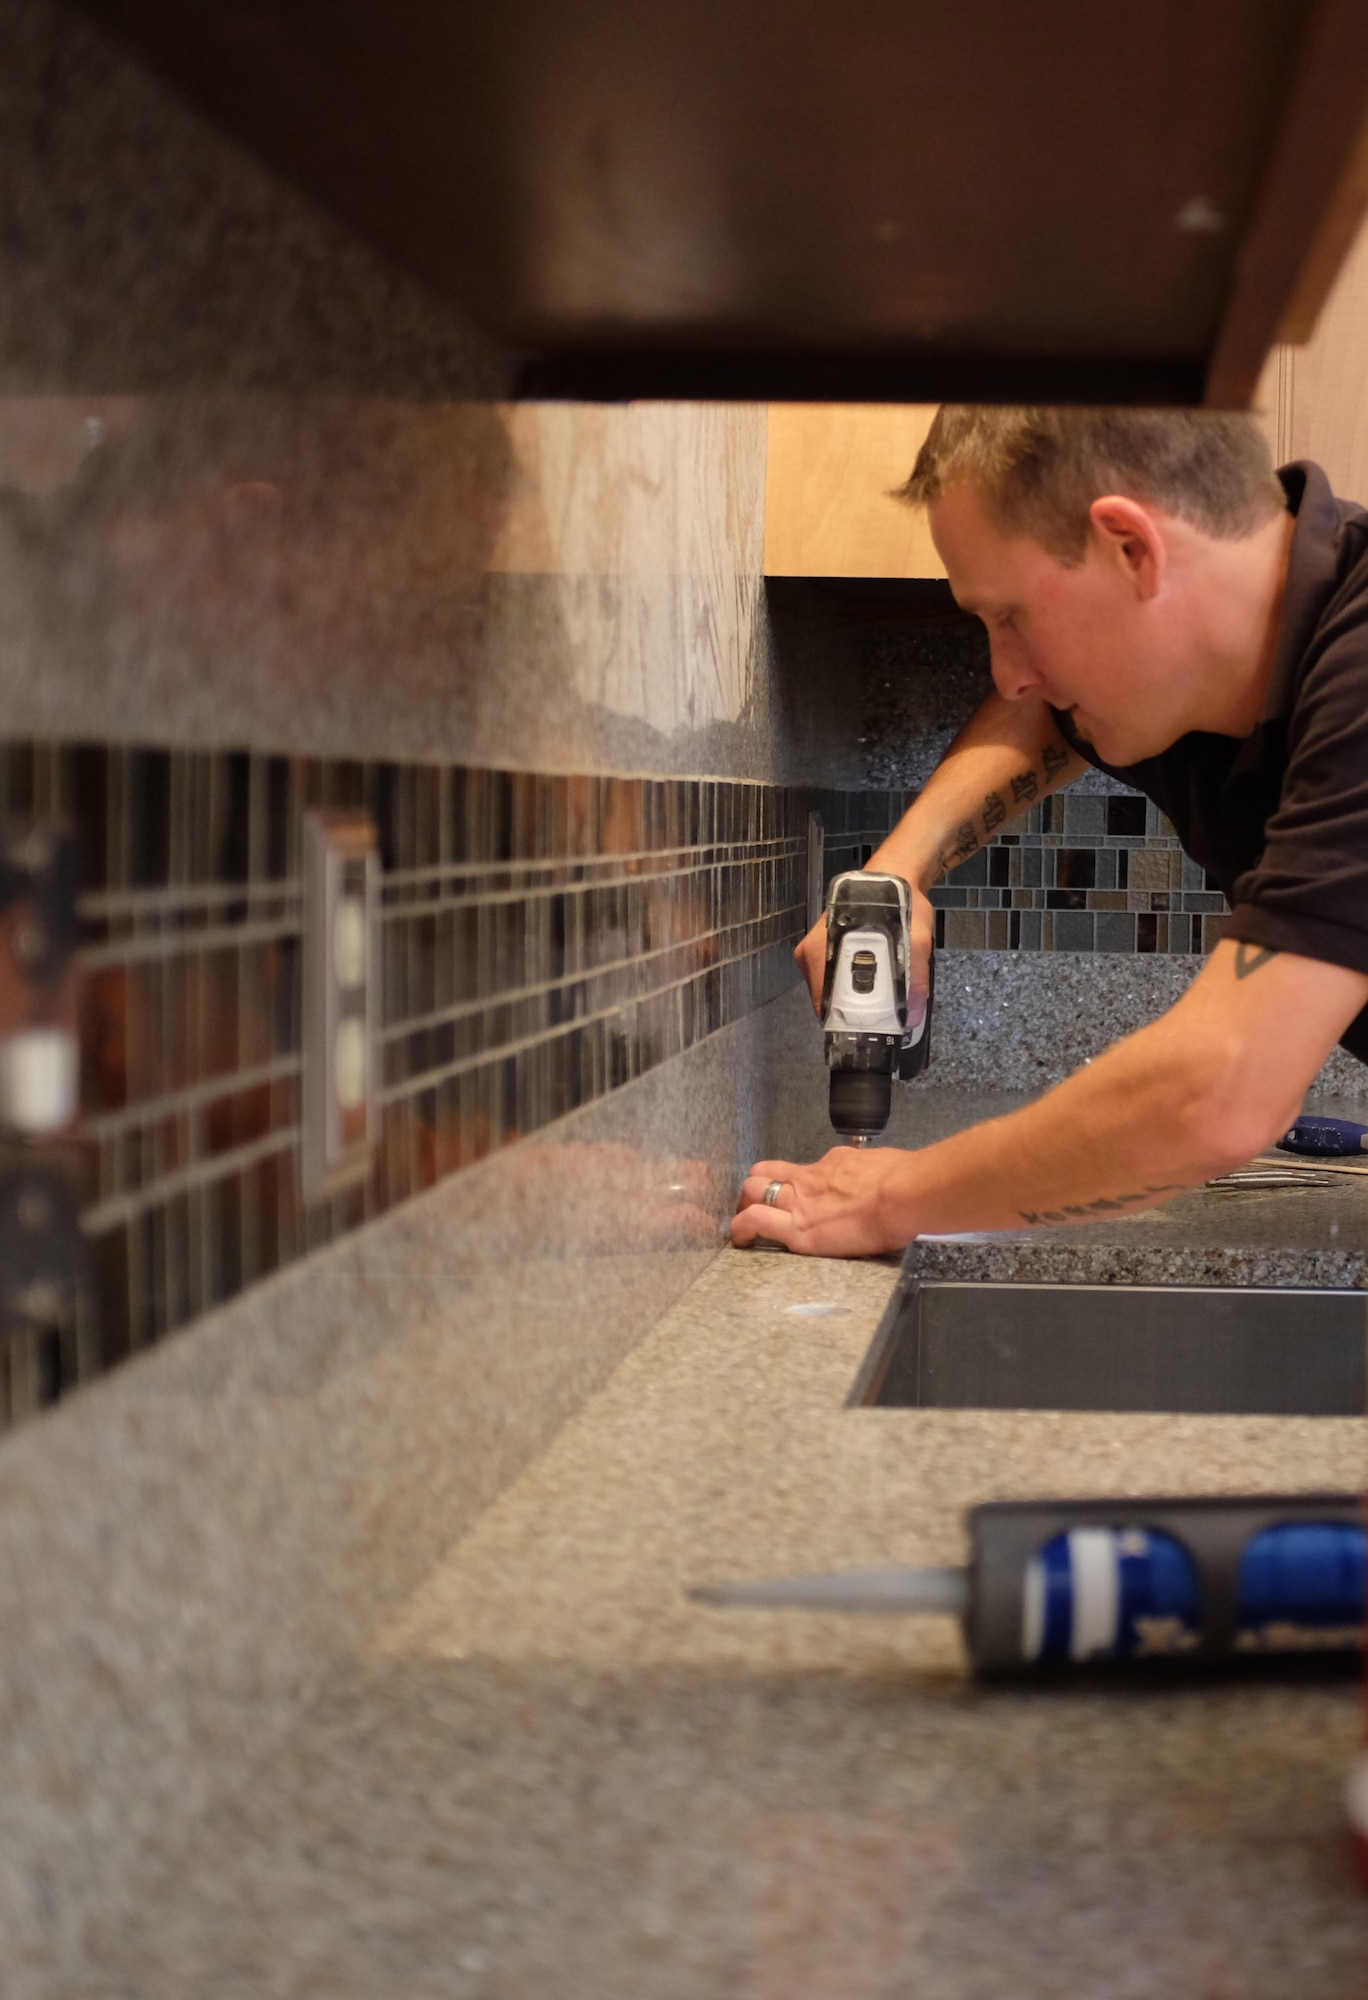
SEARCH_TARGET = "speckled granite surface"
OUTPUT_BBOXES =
[110,1252,1368,1996]
[925,949,1368,1101]
[0,0,776,779]
[763,972,1368,1169]
[4,1231,1366,1993]
[907,1180,1368,1289]
[0,996,799,1990]
[2,990,1366,1992]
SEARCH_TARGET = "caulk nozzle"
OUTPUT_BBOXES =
[688,1566,971,1618]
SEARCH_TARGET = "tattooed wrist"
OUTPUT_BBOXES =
[1041,741,1070,781]
[1017,1182,1187,1227]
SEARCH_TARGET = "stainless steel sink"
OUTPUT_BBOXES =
[850,1280,1365,1417]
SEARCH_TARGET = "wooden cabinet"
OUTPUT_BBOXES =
[1259,217,1368,501]
[763,404,945,579]
[772,225,1368,583]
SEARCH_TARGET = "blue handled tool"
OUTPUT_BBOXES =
[1277,1115,1368,1157]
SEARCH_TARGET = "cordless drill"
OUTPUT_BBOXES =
[819,871,933,1144]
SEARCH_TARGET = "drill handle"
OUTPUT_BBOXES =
[897,945,934,1082]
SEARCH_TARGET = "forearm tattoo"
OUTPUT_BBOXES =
[1018,1183,1187,1227]
[935,742,1069,879]
[1009,768,1037,804]
[1233,943,1278,980]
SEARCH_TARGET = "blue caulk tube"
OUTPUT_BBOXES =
[1022,1521,1364,1663]
[691,1493,1366,1672]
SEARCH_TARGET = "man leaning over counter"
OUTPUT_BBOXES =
[734,405,1368,1255]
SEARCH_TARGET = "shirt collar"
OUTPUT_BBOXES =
[1260,461,1344,723]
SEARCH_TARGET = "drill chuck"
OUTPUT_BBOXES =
[828,1064,894,1142]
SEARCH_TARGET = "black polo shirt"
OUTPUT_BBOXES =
[1055,461,1368,1063]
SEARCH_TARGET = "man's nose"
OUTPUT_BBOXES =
[989,638,1042,703]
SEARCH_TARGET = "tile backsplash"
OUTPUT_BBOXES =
[930,790,1230,956]
[824,788,1229,955]
[14,743,806,1396]
[0,736,1228,1427]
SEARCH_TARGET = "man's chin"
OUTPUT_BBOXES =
[1078,721,1149,767]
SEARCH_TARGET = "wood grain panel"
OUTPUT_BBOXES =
[763,406,944,578]
[1204,0,1368,405]
[1280,217,1368,503]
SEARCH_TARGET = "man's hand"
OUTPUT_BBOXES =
[793,885,936,1020]
[732,1148,908,1257]
[793,913,828,1016]
[737,939,1368,1259]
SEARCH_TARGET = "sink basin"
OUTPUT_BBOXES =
[851,1280,1365,1417]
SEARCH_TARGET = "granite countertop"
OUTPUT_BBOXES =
[5,1119,1368,1992]
[113,1248,1361,1996]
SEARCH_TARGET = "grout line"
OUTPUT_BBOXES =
[380,837,804,891]
[81,880,303,921]
[381,927,800,1106]
[82,1127,299,1238]
[79,914,302,970]
[81,1055,301,1144]
[379,906,805,1044]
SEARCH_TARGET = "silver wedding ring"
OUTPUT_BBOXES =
[763,1180,785,1207]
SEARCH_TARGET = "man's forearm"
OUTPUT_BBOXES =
[868,692,1086,889]
[878,1016,1223,1241]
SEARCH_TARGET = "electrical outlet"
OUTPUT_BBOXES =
[302,810,379,1203]
[0,823,80,1137]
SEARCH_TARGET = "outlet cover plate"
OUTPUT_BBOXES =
[302,810,379,1204]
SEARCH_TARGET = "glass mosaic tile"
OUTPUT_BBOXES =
[0,742,1226,1424]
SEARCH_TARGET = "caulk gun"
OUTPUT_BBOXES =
[820,871,933,1144]
[691,1492,1366,1674]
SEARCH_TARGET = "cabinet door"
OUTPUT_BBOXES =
[1259,218,1368,503]
[764,405,945,578]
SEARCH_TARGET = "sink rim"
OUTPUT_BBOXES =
[849,1277,1368,1417]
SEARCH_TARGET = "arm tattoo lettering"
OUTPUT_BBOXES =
[1009,768,1038,805]
[981,790,1007,833]
[938,822,979,875]
[1233,943,1278,981]
[1017,1183,1186,1228]
[1041,742,1069,781]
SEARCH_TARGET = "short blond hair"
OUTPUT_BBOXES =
[899,406,1286,564]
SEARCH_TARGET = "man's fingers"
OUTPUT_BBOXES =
[735,1167,800,1215]
[730,1202,798,1250]
[794,916,828,1017]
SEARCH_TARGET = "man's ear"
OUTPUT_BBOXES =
[1088,495,1164,599]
